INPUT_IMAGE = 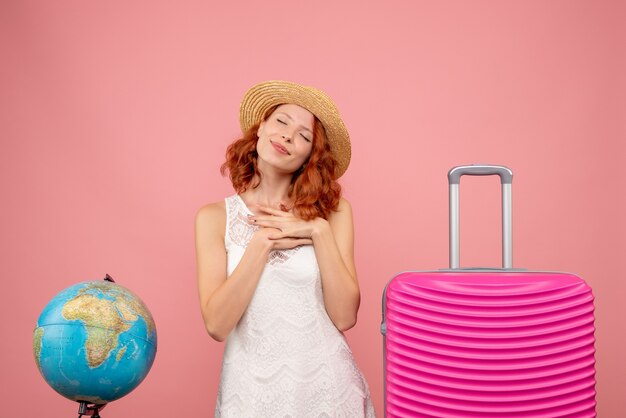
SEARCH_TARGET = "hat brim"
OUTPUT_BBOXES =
[239,80,351,178]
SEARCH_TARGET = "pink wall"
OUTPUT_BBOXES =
[2,0,624,416]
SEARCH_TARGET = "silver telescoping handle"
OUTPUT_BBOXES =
[448,165,514,269]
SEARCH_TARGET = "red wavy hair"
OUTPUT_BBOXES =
[220,107,342,220]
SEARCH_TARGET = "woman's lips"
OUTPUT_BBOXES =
[270,141,290,155]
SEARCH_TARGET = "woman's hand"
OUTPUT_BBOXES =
[248,198,360,332]
[248,205,321,249]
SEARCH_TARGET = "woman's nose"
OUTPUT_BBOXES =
[281,134,292,143]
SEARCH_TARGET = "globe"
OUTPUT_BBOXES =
[33,278,157,406]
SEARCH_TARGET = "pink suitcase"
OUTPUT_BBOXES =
[381,165,596,417]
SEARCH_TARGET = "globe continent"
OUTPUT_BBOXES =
[33,281,157,404]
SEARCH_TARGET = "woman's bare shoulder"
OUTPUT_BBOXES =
[336,196,352,212]
[195,201,226,233]
[328,196,353,224]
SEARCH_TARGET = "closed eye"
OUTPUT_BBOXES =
[300,133,312,142]
[277,118,287,125]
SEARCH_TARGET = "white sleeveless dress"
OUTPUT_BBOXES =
[215,195,376,418]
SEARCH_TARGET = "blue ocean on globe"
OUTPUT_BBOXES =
[33,280,157,404]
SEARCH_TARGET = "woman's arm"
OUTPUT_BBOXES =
[312,198,360,331]
[195,202,268,341]
[195,202,312,341]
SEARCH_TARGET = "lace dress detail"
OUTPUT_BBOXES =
[215,195,376,418]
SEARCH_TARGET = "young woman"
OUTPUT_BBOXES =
[195,80,375,417]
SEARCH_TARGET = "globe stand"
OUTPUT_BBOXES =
[77,401,106,418]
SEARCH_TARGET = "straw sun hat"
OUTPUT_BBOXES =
[239,80,351,178]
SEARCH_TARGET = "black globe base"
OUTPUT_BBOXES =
[77,401,106,418]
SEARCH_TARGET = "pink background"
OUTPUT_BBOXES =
[1,1,624,416]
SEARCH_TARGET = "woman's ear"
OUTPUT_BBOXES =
[256,121,265,137]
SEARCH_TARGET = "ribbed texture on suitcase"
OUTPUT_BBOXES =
[384,272,596,418]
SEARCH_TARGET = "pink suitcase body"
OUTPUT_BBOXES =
[381,165,596,417]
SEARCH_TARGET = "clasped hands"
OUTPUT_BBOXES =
[248,205,323,250]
